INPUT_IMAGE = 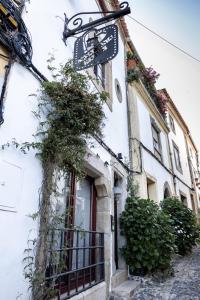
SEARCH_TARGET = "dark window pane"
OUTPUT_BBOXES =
[151,123,162,161]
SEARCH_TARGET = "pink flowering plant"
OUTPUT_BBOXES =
[156,90,168,116]
[143,67,160,85]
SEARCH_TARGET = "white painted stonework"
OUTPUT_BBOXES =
[0,1,199,299]
[128,78,199,210]
[128,85,175,203]
[0,1,130,299]
[166,105,200,211]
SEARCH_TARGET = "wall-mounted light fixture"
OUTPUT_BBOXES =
[113,185,122,196]
[117,153,123,160]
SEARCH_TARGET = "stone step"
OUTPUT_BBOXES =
[110,280,141,300]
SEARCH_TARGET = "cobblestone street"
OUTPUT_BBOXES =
[132,246,200,300]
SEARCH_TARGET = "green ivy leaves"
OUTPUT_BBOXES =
[36,60,106,177]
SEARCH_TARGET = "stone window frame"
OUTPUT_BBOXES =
[94,63,106,89]
[150,117,163,162]
[114,78,123,103]
[190,193,196,213]
[172,140,183,174]
[169,114,176,134]
[146,173,158,203]
[88,61,113,112]
[179,190,187,207]
[163,181,172,199]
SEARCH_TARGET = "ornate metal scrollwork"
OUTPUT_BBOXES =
[119,1,129,9]
[0,0,32,66]
[63,1,130,42]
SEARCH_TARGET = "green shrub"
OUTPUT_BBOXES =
[161,197,199,255]
[120,197,175,275]
[127,69,140,83]
[127,51,135,59]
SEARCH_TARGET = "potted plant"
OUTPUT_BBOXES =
[127,68,140,84]
[156,90,168,117]
[143,66,160,85]
[127,51,137,70]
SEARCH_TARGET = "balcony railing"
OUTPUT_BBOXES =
[45,228,105,299]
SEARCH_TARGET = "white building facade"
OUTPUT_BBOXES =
[127,50,175,204]
[166,91,200,215]
[0,1,200,300]
[0,1,131,299]
[127,47,200,211]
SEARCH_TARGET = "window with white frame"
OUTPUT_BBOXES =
[173,141,182,173]
[169,114,176,134]
[94,63,105,88]
[151,119,162,162]
[93,61,113,111]
[180,191,187,207]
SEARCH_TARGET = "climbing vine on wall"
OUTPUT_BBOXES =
[35,58,106,174]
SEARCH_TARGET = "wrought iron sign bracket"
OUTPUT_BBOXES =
[63,1,130,43]
[0,0,32,66]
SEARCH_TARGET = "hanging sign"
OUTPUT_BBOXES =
[74,24,118,71]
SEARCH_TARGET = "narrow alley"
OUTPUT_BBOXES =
[132,246,200,300]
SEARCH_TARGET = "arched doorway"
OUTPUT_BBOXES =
[163,182,171,199]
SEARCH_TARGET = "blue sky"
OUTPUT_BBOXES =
[129,0,200,59]
[126,1,200,150]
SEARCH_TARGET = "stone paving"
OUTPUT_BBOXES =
[132,246,200,300]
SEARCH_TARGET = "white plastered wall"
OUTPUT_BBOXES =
[0,1,129,299]
[135,92,174,203]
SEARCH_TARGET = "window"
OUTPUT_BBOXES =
[93,61,113,111]
[163,182,171,199]
[173,141,182,173]
[180,192,187,207]
[169,114,176,134]
[94,63,105,88]
[164,188,170,199]
[190,194,196,213]
[115,78,122,103]
[46,175,104,298]
[151,120,162,162]
[147,177,157,202]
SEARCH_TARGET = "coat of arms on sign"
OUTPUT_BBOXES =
[74,24,118,71]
